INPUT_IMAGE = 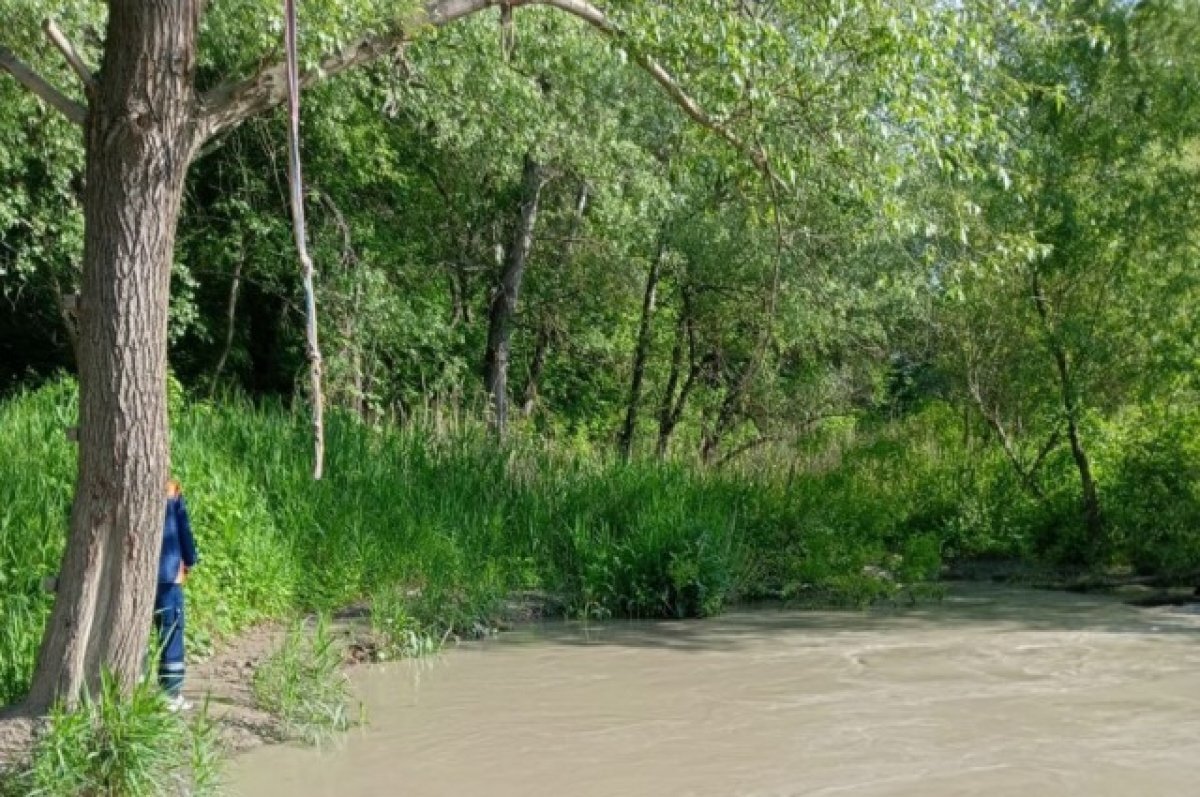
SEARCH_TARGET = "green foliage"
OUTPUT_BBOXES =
[368,587,443,660]
[0,381,75,705]
[0,380,973,706]
[1102,406,1200,578]
[251,617,353,745]
[10,672,221,797]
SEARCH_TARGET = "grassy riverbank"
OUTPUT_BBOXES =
[0,379,953,707]
[3,378,1198,710]
[2,377,1199,794]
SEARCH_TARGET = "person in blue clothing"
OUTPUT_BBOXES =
[156,478,198,712]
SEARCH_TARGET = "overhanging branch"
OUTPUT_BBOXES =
[196,0,495,145]
[0,44,86,125]
[196,0,770,179]
[526,0,772,178]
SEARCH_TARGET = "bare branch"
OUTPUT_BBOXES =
[43,19,96,93]
[0,44,86,125]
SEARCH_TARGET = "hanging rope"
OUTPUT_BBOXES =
[284,0,326,479]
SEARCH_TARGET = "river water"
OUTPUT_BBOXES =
[229,584,1200,796]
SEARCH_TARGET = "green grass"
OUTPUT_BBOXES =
[11,378,1196,711]
[0,381,972,706]
[368,586,445,661]
[2,671,221,797]
[251,618,353,745]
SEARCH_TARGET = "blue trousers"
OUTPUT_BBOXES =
[153,582,186,697]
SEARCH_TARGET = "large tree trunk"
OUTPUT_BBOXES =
[618,243,663,460]
[483,154,546,437]
[24,0,200,712]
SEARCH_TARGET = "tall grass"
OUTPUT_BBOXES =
[251,618,353,745]
[3,379,1112,707]
[3,671,221,797]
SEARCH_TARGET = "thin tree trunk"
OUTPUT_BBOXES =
[24,0,200,712]
[1032,269,1103,548]
[619,242,663,460]
[1056,348,1103,543]
[211,255,243,392]
[521,181,587,418]
[657,291,699,459]
[49,272,80,365]
[702,382,741,465]
[520,324,550,417]
[283,0,325,480]
[483,154,546,437]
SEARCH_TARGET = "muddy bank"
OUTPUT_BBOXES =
[229,584,1200,797]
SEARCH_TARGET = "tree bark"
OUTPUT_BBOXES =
[483,155,546,437]
[24,0,200,712]
[520,324,551,417]
[618,242,664,460]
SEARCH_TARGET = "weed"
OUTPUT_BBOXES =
[251,618,353,745]
[368,588,443,661]
[10,671,221,797]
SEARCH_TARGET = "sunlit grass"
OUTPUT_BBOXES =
[0,378,988,706]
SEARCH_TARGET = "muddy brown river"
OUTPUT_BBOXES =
[229,585,1200,796]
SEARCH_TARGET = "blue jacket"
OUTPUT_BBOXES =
[159,496,199,584]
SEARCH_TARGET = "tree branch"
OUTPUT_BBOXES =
[43,19,96,93]
[716,434,782,468]
[0,44,86,125]
[196,0,770,180]
[195,0,495,145]
[525,0,772,177]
